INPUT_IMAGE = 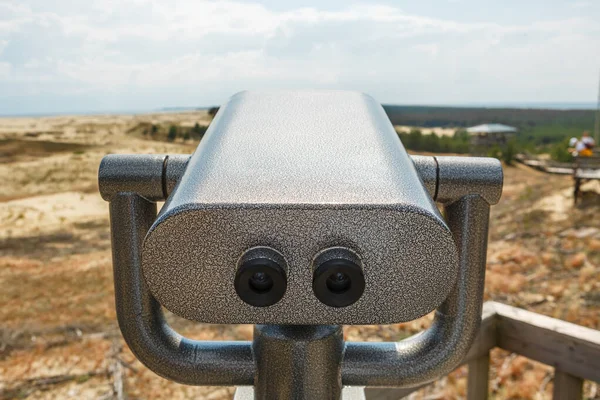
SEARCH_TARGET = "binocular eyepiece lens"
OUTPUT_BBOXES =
[313,248,365,308]
[235,247,287,307]
[249,271,274,293]
[235,246,364,308]
[326,272,351,294]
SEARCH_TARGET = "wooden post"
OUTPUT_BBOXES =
[467,352,490,399]
[552,370,583,400]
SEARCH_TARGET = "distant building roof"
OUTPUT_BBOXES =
[466,123,517,134]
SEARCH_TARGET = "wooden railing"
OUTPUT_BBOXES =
[365,302,600,400]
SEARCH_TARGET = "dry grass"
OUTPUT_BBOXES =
[0,253,114,329]
[0,114,598,399]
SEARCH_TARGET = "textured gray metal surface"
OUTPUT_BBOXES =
[164,154,190,196]
[99,154,190,201]
[102,175,499,392]
[98,90,504,396]
[109,193,254,386]
[253,325,344,399]
[411,155,503,204]
[142,90,459,325]
[342,195,490,386]
[436,156,503,205]
[99,154,166,201]
[410,155,438,198]
[234,386,366,399]
[99,154,501,205]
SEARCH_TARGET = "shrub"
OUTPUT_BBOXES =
[191,123,208,140]
[397,128,469,154]
[487,145,502,159]
[167,125,178,142]
[502,140,517,165]
[550,138,573,162]
[208,107,220,118]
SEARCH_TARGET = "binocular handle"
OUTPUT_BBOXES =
[99,154,502,205]
[100,154,501,389]
[109,193,255,385]
[343,194,490,386]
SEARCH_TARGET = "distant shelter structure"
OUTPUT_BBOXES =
[466,123,517,153]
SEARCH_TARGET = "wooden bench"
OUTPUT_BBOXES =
[573,154,600,204]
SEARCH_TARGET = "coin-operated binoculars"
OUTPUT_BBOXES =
[99,91,502,399]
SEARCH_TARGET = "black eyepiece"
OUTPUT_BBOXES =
[235,247,287,307]
[313,248,365,307]
[326,272,351,294]
[248,271,274,293]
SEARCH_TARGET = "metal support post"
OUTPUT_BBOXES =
[254,325,344,399]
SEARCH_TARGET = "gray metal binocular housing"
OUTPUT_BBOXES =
[99,91,502,398]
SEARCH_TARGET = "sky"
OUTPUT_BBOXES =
[0,0,599,114]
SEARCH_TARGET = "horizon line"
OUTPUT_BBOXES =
[0,101,597,118]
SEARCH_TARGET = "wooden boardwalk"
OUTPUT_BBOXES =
[516,154,600,204]
[515,154,575,175]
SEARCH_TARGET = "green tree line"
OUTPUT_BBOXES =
[397,128,517,165]
[397,129,470,154]
[144,122,208,142]
[383,105,594,147]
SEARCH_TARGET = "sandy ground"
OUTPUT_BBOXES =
[0,115,598,399]
[395,125,457,137]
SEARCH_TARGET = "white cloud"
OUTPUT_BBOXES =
[0,38,8,55]
[571,1,592,9]
[0,61,10,78]
[0,0,599,112]
[413,43,439,57]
